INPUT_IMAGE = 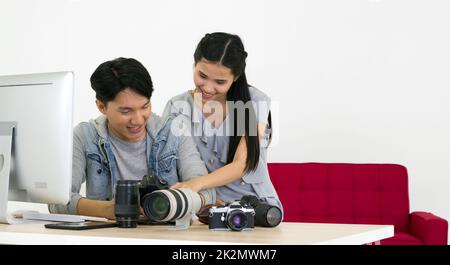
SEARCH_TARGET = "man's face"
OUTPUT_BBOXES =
[96,88,151,142]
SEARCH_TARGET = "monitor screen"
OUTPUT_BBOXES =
[0,72,73,223]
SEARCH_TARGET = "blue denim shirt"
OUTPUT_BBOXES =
[49,113,215,214]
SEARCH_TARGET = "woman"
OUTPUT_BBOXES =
[164,32,281,211]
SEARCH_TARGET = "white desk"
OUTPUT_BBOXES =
[0,221,393,245]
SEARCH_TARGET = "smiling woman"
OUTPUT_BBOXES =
[163,33,282,216]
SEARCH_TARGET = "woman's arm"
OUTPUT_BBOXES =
[171,122,267,192]
[175,123,216,205]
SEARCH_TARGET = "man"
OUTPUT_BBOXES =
[49,57,214,219]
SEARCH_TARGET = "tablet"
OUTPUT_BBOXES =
[44,221,117,230]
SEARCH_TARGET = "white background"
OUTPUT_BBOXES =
[1,0,449,242]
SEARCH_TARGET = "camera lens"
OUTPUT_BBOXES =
[142,188,201,222]
[254,204,282,227]
[115,180,140,228]
[227,210,248,231]
[148,193,171,219]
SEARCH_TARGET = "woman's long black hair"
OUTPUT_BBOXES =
[194,32,271,173]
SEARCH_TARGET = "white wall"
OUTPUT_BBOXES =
[1,0,449,241]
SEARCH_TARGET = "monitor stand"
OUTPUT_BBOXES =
[0,122,15,224]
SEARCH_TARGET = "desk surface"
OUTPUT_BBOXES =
[0,221,393,245]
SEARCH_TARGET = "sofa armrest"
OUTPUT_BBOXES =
[410,211,448,245]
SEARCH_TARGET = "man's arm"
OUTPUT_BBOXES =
[77,198,115,219]
[49,124,115,219]
[48,125,86,214]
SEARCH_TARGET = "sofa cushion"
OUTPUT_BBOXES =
[268,163,410,232]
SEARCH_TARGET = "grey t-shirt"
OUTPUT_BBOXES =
[108,129,148,181]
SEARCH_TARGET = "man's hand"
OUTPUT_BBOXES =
[103,199,116,220]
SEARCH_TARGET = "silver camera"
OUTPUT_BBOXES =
[208,201,255,231]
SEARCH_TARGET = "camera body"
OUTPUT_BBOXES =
[138,174,169,205]
[138,174,171,220]
[209,201,255,231]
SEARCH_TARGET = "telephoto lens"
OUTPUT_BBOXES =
[142,188,201,223]
[115,180,140,228]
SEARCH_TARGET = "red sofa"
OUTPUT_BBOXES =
[268,163,448,245]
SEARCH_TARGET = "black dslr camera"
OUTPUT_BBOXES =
[138,174,171,221]
[240,195,282,227]
[140,174,203,229]
[116,174,203,229]
[114,174,169,228]
[208,200,255,231]
[138,174,170,202]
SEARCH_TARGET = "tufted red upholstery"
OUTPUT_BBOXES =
[268,163,448,245]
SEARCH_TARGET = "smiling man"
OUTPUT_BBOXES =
[49,57,215,219]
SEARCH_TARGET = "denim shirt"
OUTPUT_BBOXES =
[49,113,215,214]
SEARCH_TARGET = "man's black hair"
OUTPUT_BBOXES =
[90,57,153,105]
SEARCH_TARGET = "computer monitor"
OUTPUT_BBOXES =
[0,71,73,224]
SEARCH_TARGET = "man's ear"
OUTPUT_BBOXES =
[95,99,107,114]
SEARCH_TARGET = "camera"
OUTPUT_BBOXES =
[115,180,140,228]
[138,174,203,229]
[138,174,170,204]
[208,201,255,231]
[240,195,282,227]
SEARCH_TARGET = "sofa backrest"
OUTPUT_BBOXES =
[268,163,410,232]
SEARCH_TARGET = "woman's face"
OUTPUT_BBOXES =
[193,59,236,104]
